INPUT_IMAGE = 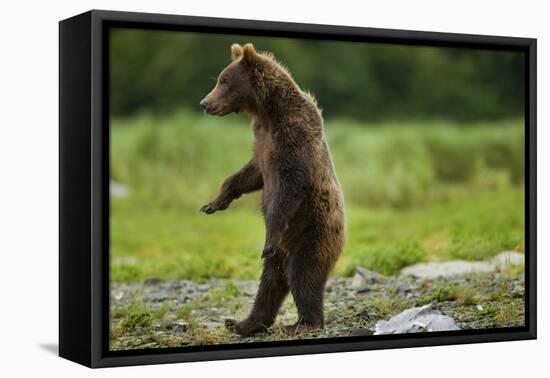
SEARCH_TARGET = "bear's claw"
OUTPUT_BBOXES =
[200,204,216,214]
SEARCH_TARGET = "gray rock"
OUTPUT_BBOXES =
[511,283,525,298]
[351,267,385,291]
[169,281,184,289]
[173,320,188,333]
[356,286,371,294]
[374,304,460,335]
[148,290,170,302]
[401,260,495,279]
[160,319,175,330]
[400,251,524,280]
[396,279,418,293]
[197,284,210,292]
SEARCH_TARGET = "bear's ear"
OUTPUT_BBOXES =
[242,43,257,64]
[231,44,243,61]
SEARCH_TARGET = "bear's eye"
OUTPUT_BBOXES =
[219,76,228,84]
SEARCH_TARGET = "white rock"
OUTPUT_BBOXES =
[374,304,460,335]
[400,260,494,279]
[492,251,524,270]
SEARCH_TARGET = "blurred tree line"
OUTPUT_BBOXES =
[110,29,524,122]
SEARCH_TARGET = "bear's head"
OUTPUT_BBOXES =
[200,43,267,116]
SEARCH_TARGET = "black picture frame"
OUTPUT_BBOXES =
[59,9,537,368]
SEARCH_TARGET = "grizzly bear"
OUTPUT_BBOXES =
[199,43,346,336]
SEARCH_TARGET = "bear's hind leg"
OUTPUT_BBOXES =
[285,249,329,335]
[225,251,289,336]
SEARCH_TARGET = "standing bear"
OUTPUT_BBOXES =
[199,43,346,336]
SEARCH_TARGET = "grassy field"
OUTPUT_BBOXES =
[110,112,525,282]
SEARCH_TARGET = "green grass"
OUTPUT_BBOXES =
[420,283,461,304]
[115,303,153,332]
[176,304,193,320]
[110,112,525,281]
[479,305,498,317]
[111,185,524,281]
[152,303,171,320]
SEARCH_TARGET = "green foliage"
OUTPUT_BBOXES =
[421,124,525,184]
[153,303,171,320]
[360,240,427,276]
[203,281,241,302]
[421,284,459,304]
[111,263,141,282]
[358,297,411,319]
[419,281,479,306]
[479,305,498,317]
[119,303,153,331]
[494,303,522,325]
[176,304,193,320]
[456,287,478,306]
[197,281,244,313]
[111,112,524,210]
[110,29,524,122]
[445,199,525,260]
[223,281,241,298]
[502,263,525,276]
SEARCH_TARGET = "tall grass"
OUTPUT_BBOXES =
[111,112,524,210]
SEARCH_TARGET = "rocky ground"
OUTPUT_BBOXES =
[110,252,525,351]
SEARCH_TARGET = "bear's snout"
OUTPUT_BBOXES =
[199,99,209,110]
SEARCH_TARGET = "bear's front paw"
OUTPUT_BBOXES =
[200,199,231,214]
[200,203,217,214]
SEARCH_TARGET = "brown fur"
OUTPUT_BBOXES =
[200,43,346,336]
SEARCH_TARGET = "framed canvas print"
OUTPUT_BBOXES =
[59,10,537,368]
